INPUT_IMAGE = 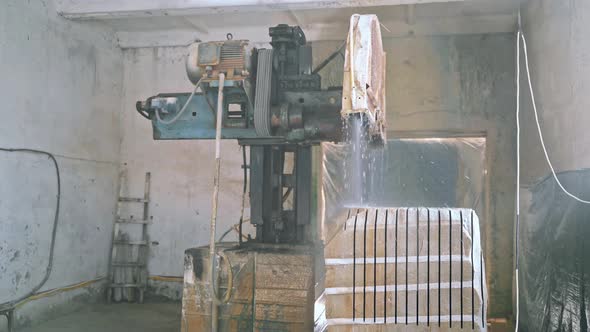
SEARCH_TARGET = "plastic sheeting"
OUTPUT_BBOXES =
[322,207,488,330]
[319,138,489,330]
[520,170,590,331]
[321,137,486,242]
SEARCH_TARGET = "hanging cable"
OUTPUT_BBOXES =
[218,219,250,242]
[0,148,60,312]
[311,41,346,75]
[520,33,590,204]
[155,78,203,125]
[217,145,250,244]
[515,15,521,331]
[238,145,248,245]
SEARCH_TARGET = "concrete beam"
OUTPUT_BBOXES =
[57,0,466,20]
[116,13,516,49]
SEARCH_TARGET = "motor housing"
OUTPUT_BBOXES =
[186,39,253,84]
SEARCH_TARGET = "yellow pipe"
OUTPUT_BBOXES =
[148,276,183,283]
[14,275,186,308]
[15,277,106,308]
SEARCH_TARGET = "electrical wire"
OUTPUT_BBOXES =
[515,24,521,332]
[238,145,248,245]
[311,41,346,75]
[218,219,250,242]
[0,148,60,312]
[155,78,202,125]
[218,145,250,244]
[520,33,590,204]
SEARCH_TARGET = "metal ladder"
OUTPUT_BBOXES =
[107,172,151,303]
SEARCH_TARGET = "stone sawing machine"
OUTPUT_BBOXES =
[136,15,386,331]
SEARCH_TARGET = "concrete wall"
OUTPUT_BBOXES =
[384,35,516,319]
[0,0,123,329]
[521,0,590,183]
[120,34,516,318]
[517,0,590,329]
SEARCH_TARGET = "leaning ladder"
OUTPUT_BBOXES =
[107,172,151,303]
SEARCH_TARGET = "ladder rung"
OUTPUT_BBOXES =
[119,197,148,203]
[109,283,142,288]
[112,262,145,267]
[116,218,150,224]
[114,240,148,246]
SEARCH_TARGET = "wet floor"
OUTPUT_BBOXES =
[19,301,181,332]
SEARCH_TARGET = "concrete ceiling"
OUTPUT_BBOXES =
[57,0,524,48]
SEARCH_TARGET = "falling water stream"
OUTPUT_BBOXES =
[342,113,385,208]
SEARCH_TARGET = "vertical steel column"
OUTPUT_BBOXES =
[295,145,312,242]
[249,146,265,240]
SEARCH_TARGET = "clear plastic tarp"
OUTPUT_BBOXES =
[321,137,486,242]
[319,138,488,330]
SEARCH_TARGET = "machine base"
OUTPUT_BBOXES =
[182,243,315,331]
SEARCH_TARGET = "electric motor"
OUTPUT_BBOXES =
[186,39,253,84]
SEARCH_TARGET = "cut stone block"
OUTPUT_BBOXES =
[325,287,482,319]
[325,259,474,287]
[322,208,487,332]
[182,244,315,332]
[325,208,474,260]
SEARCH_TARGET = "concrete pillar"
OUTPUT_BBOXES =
[521,0,590,183]
[518,1,590,330]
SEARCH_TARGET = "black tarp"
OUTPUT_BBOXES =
[520,170,590,332]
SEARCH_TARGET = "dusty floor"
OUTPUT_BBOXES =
[20,301,181,332]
